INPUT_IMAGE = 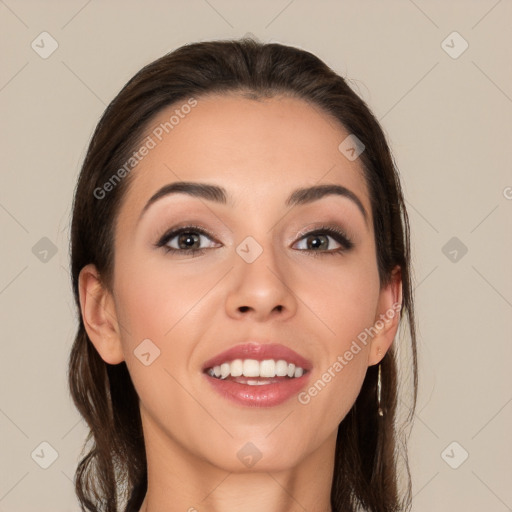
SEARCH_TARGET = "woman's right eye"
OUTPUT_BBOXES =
[155,226,220,256]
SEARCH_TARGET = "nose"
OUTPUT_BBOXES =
[225,239,298,322]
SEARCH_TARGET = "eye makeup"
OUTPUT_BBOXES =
[153,222,355,258]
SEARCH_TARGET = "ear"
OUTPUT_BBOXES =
[368,265,402,366]
[78,263,125,365]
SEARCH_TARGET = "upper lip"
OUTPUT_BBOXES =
[202,342,313,372]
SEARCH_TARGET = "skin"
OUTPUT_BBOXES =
[79,94,402,512]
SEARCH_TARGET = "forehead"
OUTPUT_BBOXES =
[116,93,372,228]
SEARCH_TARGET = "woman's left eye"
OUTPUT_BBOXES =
[293,227,354,255]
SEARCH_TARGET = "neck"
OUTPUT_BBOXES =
[136,412,336,512]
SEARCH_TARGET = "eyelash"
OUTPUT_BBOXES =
[155,225,219,257]
[295,225,354,257]
[154,224,354,257]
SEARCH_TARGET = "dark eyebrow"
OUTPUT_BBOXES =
[138,181,368,225]
[286,184,368,224]
[138,182,228,223]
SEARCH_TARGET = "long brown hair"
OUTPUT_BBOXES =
[68,36,418,512]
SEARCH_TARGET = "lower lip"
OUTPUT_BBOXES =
[203,373,311,407]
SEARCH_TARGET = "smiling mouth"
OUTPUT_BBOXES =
[201,342,312,405]
[204,358,307,385]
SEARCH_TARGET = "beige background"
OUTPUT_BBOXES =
[1,1,511,510]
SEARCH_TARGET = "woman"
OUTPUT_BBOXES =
[68,36,417,512]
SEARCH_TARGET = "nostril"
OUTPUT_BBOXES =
[239,306,250,312]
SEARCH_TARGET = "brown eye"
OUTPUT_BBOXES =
[155,226,220,256]
[293,227,354,255]
[176,232,201,250]
[304,234,330,250]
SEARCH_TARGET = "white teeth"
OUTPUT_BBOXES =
[275,360,288,376]
[246,380,270,386]
[243,359,260,377]
[260,359,275,378]
[220,363,230,379]
[207,358,306,379]
[230,359,243,377]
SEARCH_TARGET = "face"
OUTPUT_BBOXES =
[80,93,401,473]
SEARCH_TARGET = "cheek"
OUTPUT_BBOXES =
[294,257,379,418]
[112,256,225,393]
[111,258,209,420]
[298,255,380,341]
[114,256,218,341]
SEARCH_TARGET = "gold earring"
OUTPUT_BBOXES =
[377,363,384,417]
